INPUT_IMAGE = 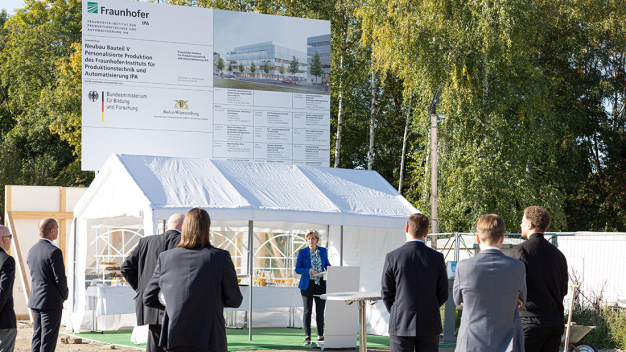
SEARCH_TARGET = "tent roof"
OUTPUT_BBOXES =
[77,154,418,228]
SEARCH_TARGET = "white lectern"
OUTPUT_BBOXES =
[312,266,359,349]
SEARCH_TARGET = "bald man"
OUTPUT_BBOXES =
[27,218,68,352]
[122,214,184,352]
[0,226,16,352]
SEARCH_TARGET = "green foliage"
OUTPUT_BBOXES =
[0,0,93,217]
[216,57,226,72]
[279,63,286,77]
[359,0,626,231]
[264,61,271,74]
[250,60,257,73]
[309,51,323,83]
[228,63,233,72]
[288,56,299,77]
[572,306,626,349]
[239,63,245,73]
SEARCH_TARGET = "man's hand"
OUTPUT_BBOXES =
[517,299,523,308]
[311,269,319,275]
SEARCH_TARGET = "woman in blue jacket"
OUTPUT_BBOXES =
[295,229,331,345]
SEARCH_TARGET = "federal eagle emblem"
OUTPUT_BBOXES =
[174,100,189,109]
[88,91,99,102]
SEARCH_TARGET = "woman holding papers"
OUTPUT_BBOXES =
[143,208,242,352]
[295,229,332,345]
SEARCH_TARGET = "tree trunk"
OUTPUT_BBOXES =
[334,52,344,168]
[368,70,376,170]
[398,97,412,193]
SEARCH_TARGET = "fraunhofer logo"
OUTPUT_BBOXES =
[87,2,98,14]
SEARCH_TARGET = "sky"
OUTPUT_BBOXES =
[1,0,24,15]
[213,10,330,56]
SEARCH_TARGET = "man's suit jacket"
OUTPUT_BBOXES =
[453,248,527,352]
[27,239,68,310]
[0,247,16,329]
[381,241,448,337]
[510,233,568,325]
[143,246,243,352]
[295,246,331,290]
[121,229,181,326]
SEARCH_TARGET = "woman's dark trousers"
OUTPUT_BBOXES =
[300,281,326,337]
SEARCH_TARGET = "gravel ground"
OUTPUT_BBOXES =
[11,322,624,352]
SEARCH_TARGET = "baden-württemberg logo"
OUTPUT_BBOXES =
[174,100,189,109]
[87,2,98,14]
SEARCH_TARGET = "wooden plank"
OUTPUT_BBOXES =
[10,211,73,220]
[5,185,11,212]
[4,185,11,256]
[59,187,67,259]
[5,211,32,322]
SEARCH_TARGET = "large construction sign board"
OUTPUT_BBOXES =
[82,0,331,170]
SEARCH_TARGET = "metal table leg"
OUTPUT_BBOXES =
[358,300,367,352]
[91,296,103,334]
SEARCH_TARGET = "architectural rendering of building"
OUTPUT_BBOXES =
[226,41,308,81]
[307,34,330,84]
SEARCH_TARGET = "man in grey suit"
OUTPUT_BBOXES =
[0,225,16,352]
[454,214,526,352]
[27,218,68,352]
[121,213,184,352]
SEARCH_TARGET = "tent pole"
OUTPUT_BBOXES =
[72,217,77,311]
[248,220,253,341]
[340,225,344,266]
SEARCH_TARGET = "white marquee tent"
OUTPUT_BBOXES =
[67,154,419,334]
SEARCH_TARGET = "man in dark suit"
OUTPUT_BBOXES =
[511,206,568,352]
[454,214,526,352]
[381,213,448,352]
[0,225,16,352]
[27,218,68,352]
[121,213,184,352]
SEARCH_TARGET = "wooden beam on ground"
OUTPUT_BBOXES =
[5,211,32,322]
[9,211,73,220]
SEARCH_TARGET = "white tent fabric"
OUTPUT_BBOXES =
[67,154,418,334]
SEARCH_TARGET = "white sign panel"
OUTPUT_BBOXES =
[82,0,330,170]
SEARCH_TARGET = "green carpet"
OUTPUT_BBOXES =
[70,328,455,350]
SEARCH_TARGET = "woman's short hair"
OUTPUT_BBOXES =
[305,229,320,240]
[178,208,212,249]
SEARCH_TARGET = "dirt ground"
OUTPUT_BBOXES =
[12,322,624,352]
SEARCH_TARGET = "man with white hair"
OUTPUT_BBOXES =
[0,225,16,352]
[122,213,185,352]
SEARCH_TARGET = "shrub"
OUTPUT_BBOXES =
[571,305,626,349]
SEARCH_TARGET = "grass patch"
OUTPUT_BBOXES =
[70,327,456,350]
[214,79,328,94]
